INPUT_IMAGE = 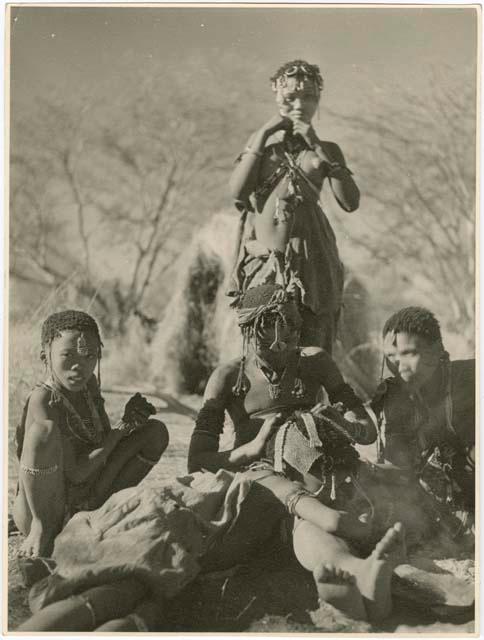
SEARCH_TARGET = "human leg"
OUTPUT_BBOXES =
[253,471,369,542]
[17,578,146,632]
[93,419,169,506]
[13,420,65,557]
[293,518,405,622]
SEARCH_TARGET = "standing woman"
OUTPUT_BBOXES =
[229,60,360,353]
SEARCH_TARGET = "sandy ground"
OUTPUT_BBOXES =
[7,393,476,633]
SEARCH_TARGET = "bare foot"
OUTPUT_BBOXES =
[18,521,54,558]
[356,522,406,622]
[314,563,367,621]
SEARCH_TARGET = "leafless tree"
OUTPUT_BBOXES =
[10,68,238,333]
[330,70,476,350]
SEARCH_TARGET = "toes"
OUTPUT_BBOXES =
[314,563,357,586]
[374,529,396,558]
[18,543,32,558]
[339,570,356,584]
[374,522,406,560]
[314,563,336,583]
[335,568,350,583]
[313,564,329,582]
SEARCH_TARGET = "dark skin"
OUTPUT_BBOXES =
[381,331,475,468]
[188,304,375,501]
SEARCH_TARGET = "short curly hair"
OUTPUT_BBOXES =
[382,306,442,344]
[41,310,102,350]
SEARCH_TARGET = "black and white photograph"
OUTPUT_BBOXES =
[6,3,478,634]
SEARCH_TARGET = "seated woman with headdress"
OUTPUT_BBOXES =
[188,283,406,623]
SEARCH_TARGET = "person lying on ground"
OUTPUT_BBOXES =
[13,309,169,561]
[228,60,360,352]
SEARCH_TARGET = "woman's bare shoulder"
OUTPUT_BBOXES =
[204,359,241,400]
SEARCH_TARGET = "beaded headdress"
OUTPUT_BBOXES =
[232,284,302,397]
[270,60,323,94]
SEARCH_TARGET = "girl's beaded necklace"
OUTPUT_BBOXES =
[42,377,105,446]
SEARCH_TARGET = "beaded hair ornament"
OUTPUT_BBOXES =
[270,59,324,94]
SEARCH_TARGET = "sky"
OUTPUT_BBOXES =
[9,4,478,107]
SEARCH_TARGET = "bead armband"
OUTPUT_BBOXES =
[193,399,225,439]
[20,463,59,476]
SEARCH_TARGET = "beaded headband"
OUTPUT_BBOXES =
[271,60,323,94]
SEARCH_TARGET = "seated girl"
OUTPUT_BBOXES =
[13,309,169,560]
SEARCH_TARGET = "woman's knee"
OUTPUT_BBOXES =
[140,419,169,458]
